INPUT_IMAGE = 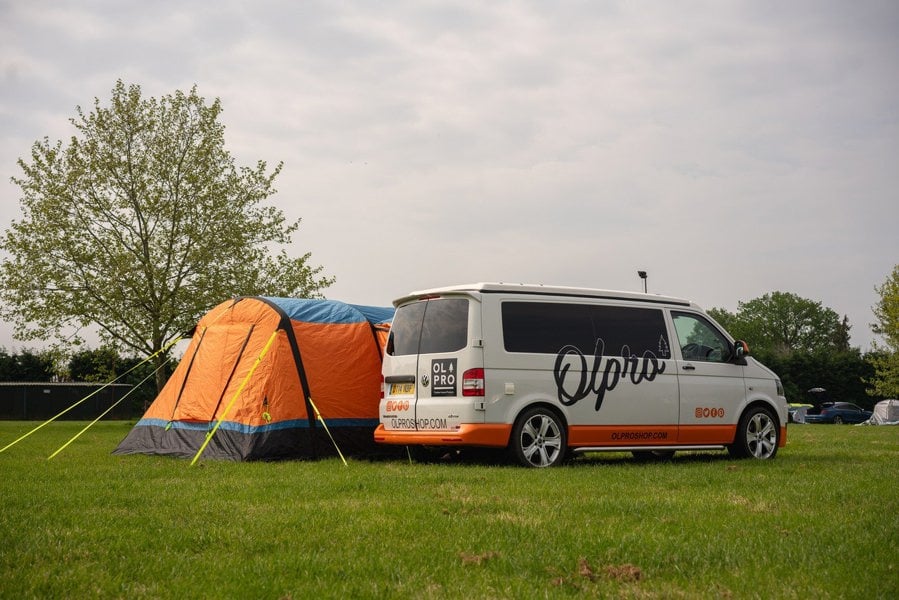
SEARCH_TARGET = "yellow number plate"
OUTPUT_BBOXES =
[389,383,415,395]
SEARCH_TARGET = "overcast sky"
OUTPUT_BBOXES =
[1,0,897,351]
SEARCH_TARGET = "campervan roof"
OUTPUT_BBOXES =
[395,282,694,308]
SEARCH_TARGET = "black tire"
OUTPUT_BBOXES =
[509,406,567,467]
[728,405,780,459]
[632,450,675,462]
[833,416,844,425]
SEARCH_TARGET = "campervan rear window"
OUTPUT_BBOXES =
[502,302,671,358]
[386,298,469,356]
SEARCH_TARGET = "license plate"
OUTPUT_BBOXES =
[389,383,415,395]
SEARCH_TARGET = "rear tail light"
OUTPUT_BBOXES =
[462,368,485,397]
[380,374,385,400]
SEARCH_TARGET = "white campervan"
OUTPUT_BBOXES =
[375,283,788,467]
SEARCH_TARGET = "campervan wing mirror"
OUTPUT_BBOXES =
[734,340,750,359]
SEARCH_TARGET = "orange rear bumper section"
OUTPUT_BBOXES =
[373,423,512,447]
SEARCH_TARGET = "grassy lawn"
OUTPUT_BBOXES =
[0,421,896,599]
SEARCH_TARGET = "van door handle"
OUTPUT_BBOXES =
[682,364,696,371]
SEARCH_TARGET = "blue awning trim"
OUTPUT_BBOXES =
[259,297,393,325]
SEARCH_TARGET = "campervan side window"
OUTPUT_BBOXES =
[502,302,671,358]
[671,311,731,362]
[386,298,469,356]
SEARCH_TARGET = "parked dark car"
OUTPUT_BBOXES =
[804,402,872,424]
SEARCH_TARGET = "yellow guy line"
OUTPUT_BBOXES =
[47,358,171,460]
[190,330,279,466]
[0,337,182,454]
[306,395,348,467]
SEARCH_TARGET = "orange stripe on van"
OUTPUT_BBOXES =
[375,423,787,449]
[568,425,678,446]
[677,425,787,447]
[677,425,737,445]
[373,424,512,447]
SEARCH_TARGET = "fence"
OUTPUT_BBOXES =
[0,382,141,420]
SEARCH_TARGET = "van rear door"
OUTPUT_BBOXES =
[382,296,484,433]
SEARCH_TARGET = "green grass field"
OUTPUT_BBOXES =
[0,422,896,599]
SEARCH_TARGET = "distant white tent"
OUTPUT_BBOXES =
[792,406,810,424]
[860,399,899,425]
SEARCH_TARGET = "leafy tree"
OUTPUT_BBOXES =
[868,265,899,397]
[68,346,162,410]
[710,292,875,406]
[0,81,333,392]
[0,349,56,381]
[831,315,852,352]
[68,347,124,383]
[710,292,845,357]
[762,348,877,408]
[707,307,739,336]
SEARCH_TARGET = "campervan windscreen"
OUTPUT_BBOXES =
[386,298,469,356]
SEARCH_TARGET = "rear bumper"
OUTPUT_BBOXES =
[373,423,512,447]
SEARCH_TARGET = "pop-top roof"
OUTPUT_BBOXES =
[394,282,693,308]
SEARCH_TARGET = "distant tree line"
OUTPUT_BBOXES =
[0,347,166,408]
[709,269,899,409]
[0,349,55,382]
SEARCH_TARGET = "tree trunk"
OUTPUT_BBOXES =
[154,352,168,397]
